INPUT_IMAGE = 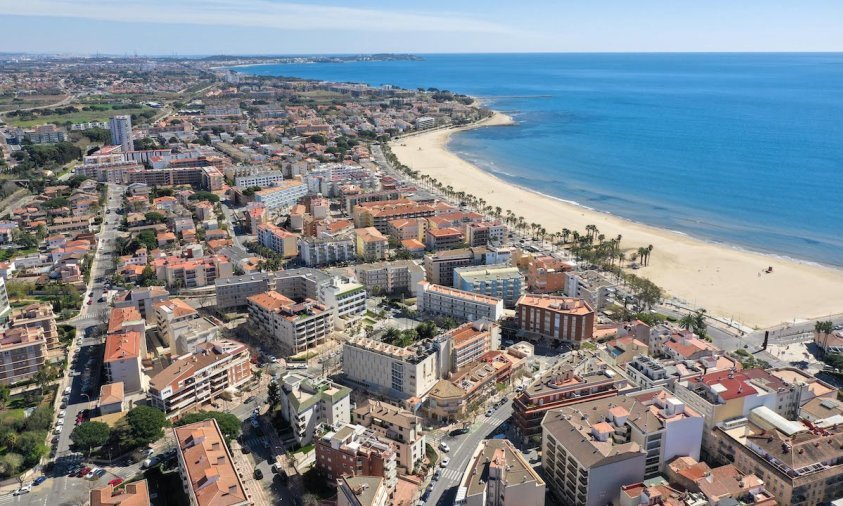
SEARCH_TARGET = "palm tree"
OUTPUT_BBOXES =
[646,244,654,265]
[561,228,571,244]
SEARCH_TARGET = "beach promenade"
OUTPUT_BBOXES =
[391,113,843,329]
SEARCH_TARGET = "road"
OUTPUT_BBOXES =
[425,401,514,506]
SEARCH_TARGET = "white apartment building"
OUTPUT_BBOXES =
[299,235,356,267]
[318,278,367,328]
[354,260,425,296]
[343,336,441,400]
[416,281,504,322]
[456,438,545,506]
[148,339,251,419]
[353,399,427,474]
[253,179,307,210]
[214,272,273,309]
[109,115,133,153]
[247,291,333,356]
[453,264,525,307]
[279,373,351,446]
[235,170,286,188]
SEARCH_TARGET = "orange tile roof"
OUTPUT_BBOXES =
[107,307,144,334]
[99,382,125,405]
[174,419,248,506]
[247,290,295,312]
[355,226,387,243]
[104,331,141,362]
[91,480,151,506]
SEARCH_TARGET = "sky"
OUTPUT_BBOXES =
[0,0,841,55]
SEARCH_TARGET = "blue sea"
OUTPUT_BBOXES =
[237,53,843,267]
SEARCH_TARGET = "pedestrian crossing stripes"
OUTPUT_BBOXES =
[440,468,462,481]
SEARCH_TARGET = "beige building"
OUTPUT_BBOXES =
[91,480,151,506]
[0,326,47,385]
[104,330,144,393]
[416,281,503,322]
[354,260,425,296]
[353,399,426,473]
[278,373,351,446]
[247,290,333,356]
[148,339,251,419]
[542,407,646,506]
[174,419,249,506]
[456,438,545,506]
[8,303,59,350]
[515,294,595,346]
[343,336,440,400]
[257,223,299,258]
[337,476,390,506]
[355,226,388,261]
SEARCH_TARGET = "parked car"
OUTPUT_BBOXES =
[77,466,91,478]
[108,478,123,487]
[440,458,450,468]
[432,469,441,480]
[253,468,263,480]
[485,409,494,417]
[449,427,469,437]
[438,442,450,452]
[32,476,46,486]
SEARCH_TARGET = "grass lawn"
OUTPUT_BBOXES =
[7,105,151,128]
[0,94,67,113]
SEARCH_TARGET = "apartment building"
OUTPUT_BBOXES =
[708,406,843,505]
[513,355,630,443]
[624,353,742,390]
[253,179,307,210]
[8,302,59,350]
[214,272,273,309]
[275,268,331,301]
[318,278,367,327]
[247,291,333,356]
[542,408,646,506]
[453,264,525,307]
[353,399,426,473]
[665,457,776,506]
[152,255,233,288]
[0,277,10,322]
[456,438,545,506]
[316,424,397,494]
[355,227,388,261]
[344,189,402,214]
[438,320,501,372]
[464,221,507,247]
[174,419,249,506]
[279,373,351,446]
[91,480,151,506]
[424,227,464,250]
[112,286,170,322]
[0,326,47,385]
[674,368,804,453]
[148,340,251,419]
[564,270,617,310]
[343,336,440,400]
[387,217,426,242]
[424,248,483,286]
[352,199,436,233]
[104,330,144,393]
[337,476,390,506]
[299,235,356,266]
[354,260,425,296]
[526,255,573,294]
[234,170,286,188]
[257,223,299,258]
[154,298,219,355]
[515,294,595,346]
[416,281,504,322]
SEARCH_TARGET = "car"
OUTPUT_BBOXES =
[141,458,157,469]
[241,445,251,454]
[253,468,263,480]
[60,401,67,409]
[440,458,450,468]
[94,468,107,478]
[87,300,92,305]
[244,396,256,404]
[53,426,63,434]
[77,466,91,478]
[515,385,525,392]
[449,427,470,437]
[143,448,154,457]
[432,469,441,480]
[64,386,72,395]
[108,478,123,487]
[485,409,494,417]
[13,485,31,496]
[33,476,46,486]
[438,442,450,452]
[85,467,102,479]
[58,410,66,418]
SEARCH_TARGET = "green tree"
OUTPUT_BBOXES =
[267,381,281,407]
[71,422,111,453]
[126,406,168,446]
[174,412,241,442]
[0,454,23,478]
[15,432,48,467]
[415,321,438,340]
[826,354,843,370]
[24,407,54,432]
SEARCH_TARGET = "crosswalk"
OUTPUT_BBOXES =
[482,411,511,426]
[438,467,463,482]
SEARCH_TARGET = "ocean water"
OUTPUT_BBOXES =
[237,53,843,266]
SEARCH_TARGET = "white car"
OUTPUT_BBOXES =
[13,484,31,496]
[58,410,66,419]
[438,442,450,453]
[440,457,450,468]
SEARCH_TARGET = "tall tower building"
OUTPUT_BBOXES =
[109,115,133,153]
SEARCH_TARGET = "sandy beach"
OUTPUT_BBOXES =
[390,112,843,329]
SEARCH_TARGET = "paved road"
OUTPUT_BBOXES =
[425,401,514,506]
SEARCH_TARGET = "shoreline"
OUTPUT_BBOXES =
[390,111,843,328]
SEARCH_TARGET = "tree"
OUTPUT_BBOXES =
[826,353,843,371]
[71,422,111,453]
[15,432,47,467]
[126,406,168,446]
[415,320,438,340]
[267,381,281,407]
[0,454,23,477]
[0,386,9,409]
[24,406,54,432]
[175,412,240,442]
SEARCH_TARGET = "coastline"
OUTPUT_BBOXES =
[390,112,843,328]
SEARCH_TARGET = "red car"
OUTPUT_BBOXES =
[77,466,91,478]
[107,478,123,487]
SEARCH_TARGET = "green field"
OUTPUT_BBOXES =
[7,106,153,128]
[0,94,68,113]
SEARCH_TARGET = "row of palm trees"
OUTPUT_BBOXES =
[383,146,656,268]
